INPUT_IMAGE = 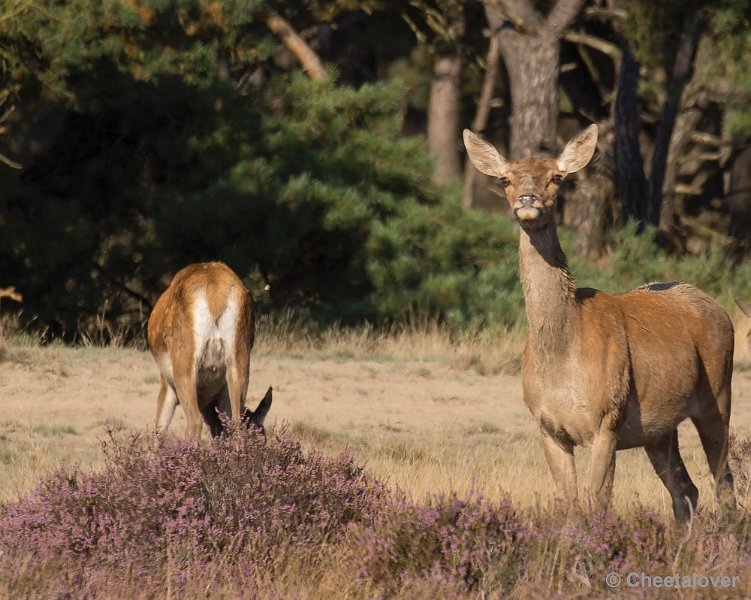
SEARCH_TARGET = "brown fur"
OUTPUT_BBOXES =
[147,262,271,438]
[464,126,735,521]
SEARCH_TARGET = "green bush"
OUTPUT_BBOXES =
[567,222,751,313]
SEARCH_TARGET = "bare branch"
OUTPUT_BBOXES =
[544,0,587,39]
[564,31,622,63]
[254,10,326,81]
[688,131,728,148]
[485,0,543,34]
[0,152,22,169]
[463,35,502,208]
[0,286,22,303]
[583,7,628,22]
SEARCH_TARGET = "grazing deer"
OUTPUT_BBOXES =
[464,125,735,521]
[147,262,272,439]
[735,300,751,358]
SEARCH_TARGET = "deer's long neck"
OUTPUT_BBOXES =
[518,222,578,353]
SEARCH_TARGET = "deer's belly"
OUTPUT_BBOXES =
[614,393,697,449]
[196,366,226,398]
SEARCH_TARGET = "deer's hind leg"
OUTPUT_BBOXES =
[225,349,250,427]
[692,338,735,510]
[644,430,698,523]
[173,370,203,439]
[692,391,735,510]
[155,376,178,434]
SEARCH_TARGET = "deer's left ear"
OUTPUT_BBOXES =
[253,387,273,427]
[556,124,598,173]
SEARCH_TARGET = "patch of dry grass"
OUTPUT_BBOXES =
[255,312,526,376]
[1,318,751,519]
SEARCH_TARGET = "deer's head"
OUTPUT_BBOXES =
[463,125,598,230]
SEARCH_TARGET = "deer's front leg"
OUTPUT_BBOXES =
[541,432,577,505]
[588,425,617,510]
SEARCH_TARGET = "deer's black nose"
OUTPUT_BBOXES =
[517,194,537,206]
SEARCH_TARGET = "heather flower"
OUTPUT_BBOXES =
[2,430,750,598]
[0,423,385,598]
[354,490,532,595]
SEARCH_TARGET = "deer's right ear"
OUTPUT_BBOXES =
[463,129,509,178]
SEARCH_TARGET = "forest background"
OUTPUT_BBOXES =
[2,0,751,341]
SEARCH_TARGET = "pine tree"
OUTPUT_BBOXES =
[0,0,525,338]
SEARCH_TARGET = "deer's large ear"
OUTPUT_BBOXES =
[556,124,598,173]
[463,129,509,178]
[253,387,273,426]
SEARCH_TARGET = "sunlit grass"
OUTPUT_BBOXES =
[254,310,526,376]
[2,319,751,517]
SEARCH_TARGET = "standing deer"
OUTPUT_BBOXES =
[147,262,272,439]
[464,125,735,521]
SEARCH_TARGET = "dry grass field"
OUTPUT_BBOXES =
[3,316,751,518]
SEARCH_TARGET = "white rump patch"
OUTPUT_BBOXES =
[192,290,239,387]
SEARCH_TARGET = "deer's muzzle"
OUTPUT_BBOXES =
[517,193,538,206]
[513,194,543,222]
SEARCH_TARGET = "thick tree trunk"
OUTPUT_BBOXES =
[646,15,702,226]
[659,86,710,230]
[566,171,616,257]
[427,9,465,184]
[427,53,463,183]
[479,0,583,160]
[614,42,648,227]
[498,31,560,159]
[564,132,617,258]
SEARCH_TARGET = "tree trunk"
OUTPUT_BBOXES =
[487,0,585,159]
[427,52,463,183]
[659,86,710,231]
[463,35,501,208]
[498,31,559,159]
[566,171,616,257]
[564,131,617,258]
[614,41,648,227]
[645,15,702,226]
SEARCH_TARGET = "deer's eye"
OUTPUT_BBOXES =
[499,177,511,187]
[551,174,564,185]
